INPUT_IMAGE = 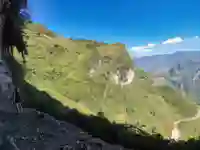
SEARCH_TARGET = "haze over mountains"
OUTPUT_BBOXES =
[134,37,200,103]
[131,36,200,59]
[134,51,200,73]
[133,36,200,71]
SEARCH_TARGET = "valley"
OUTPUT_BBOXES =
[7,22,200,141]
[135,51,200,140]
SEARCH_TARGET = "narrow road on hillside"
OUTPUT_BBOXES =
[171,109,200,141]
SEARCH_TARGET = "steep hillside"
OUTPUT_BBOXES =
[8,23,199,139]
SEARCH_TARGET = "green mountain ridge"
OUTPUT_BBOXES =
[9,22,199,140]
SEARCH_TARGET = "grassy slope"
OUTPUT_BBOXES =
[178,105,200,140]
[179,118,200,140]
[12,23,199,138]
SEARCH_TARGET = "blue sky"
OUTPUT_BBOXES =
[28,0,200,57]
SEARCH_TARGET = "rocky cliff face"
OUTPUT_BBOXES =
[110,68,135,86]
[0,110,128,150]
[89,63,135,86]
[0,60,17,113]
[86,42,135,86]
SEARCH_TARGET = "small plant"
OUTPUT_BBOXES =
[97,111,105,118]
[150,111,156,116]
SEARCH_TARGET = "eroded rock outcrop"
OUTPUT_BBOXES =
[89,65,135,86]
[87,43,135,86]
[111,67,135,86]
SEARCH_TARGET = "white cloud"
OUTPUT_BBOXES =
[129,36,200,58]
[131,43,156,51]
[162,37,183,45]
[147,43,156,47]
[130,43,156,58]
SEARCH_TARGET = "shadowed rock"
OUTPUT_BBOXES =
[0,110,129,150]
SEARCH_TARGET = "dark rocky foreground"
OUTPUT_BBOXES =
[0,109,129,150]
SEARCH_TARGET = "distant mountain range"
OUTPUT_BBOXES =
[134,51,200,103]
[134,51,200,73]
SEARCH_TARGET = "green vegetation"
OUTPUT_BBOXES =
[179,119,200,140]
[8,22,199,140]
[154,86,197,118]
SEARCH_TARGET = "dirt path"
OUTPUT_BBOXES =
[171,109,200,141]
